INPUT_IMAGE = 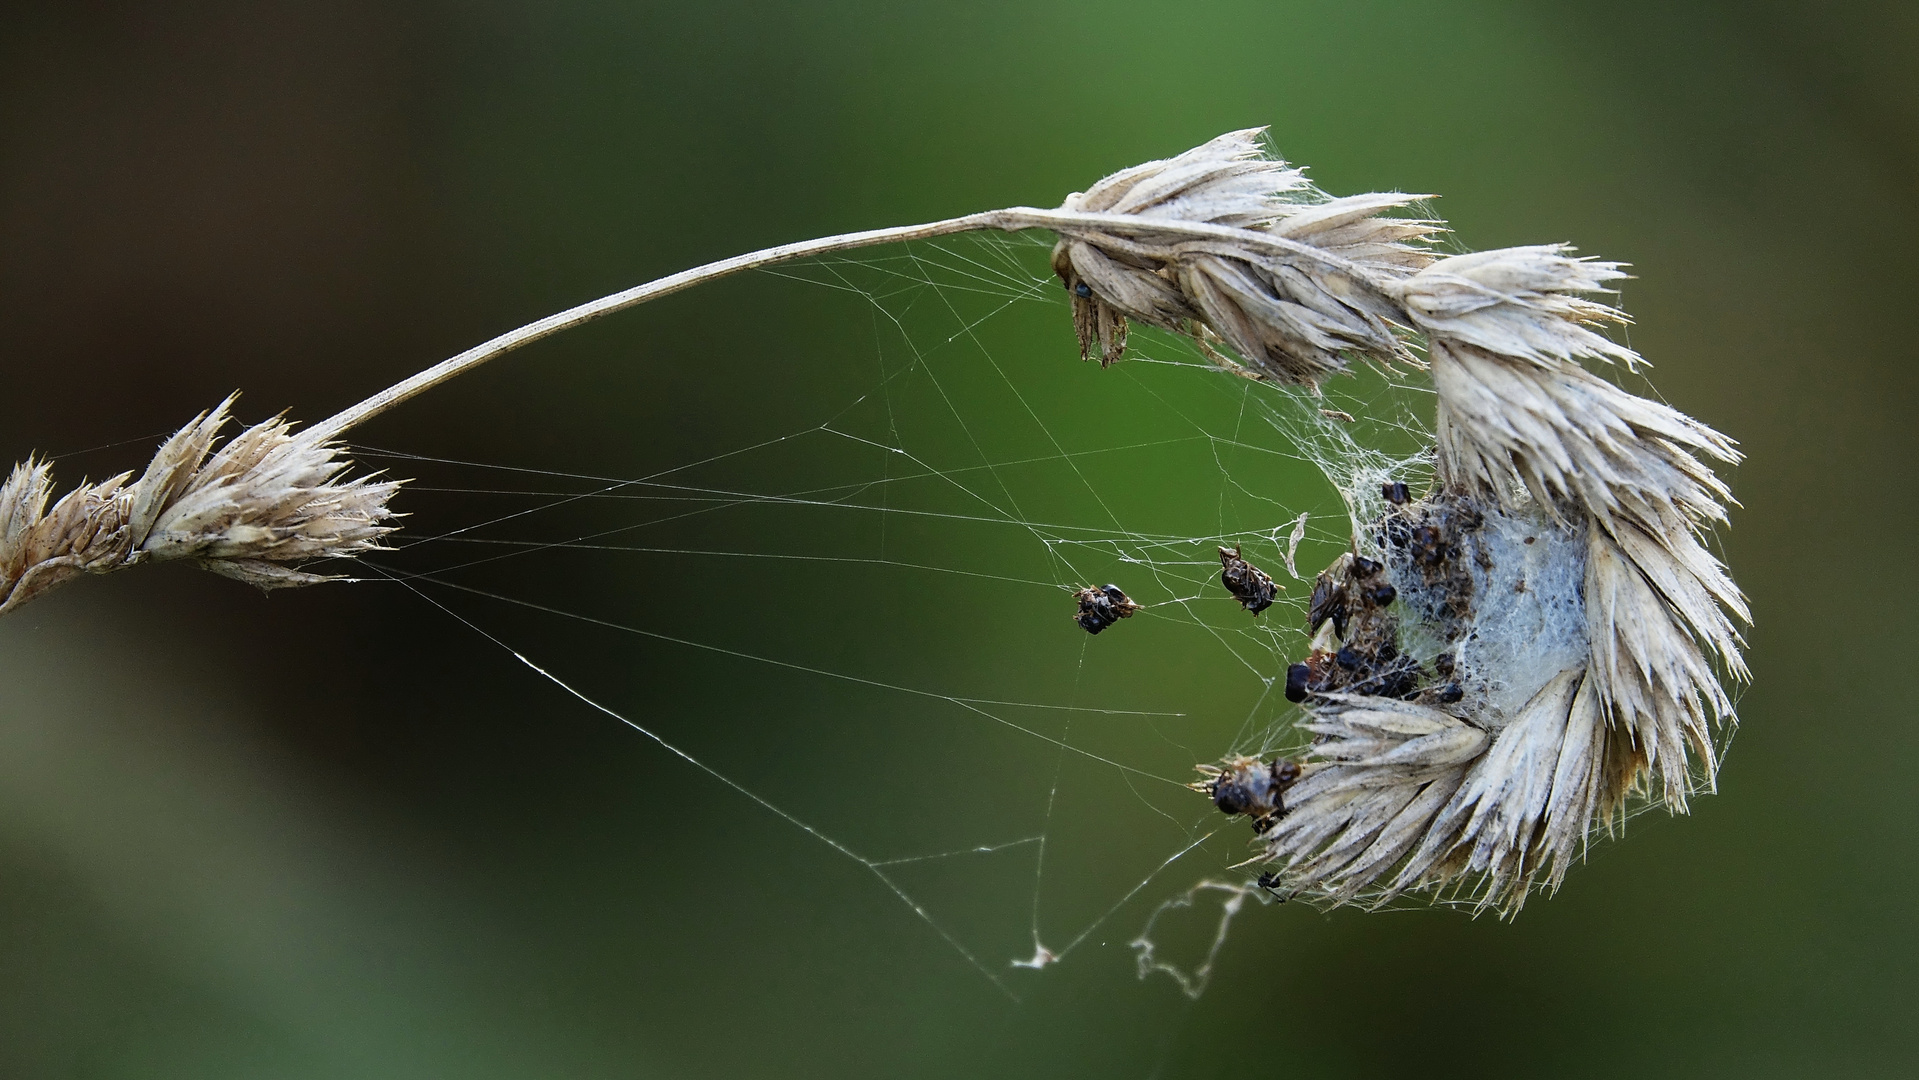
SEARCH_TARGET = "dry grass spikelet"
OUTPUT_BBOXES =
[1033,134,1751,913]
[1047,128,1442,380]
[0,396,398,615]
[1173,161,1752,913]
[1396,247,1749,810]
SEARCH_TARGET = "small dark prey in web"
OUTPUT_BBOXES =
[1255,871,1290,901]
[1218,545,1278,614]
[1201,756,1303,836]
[1073,584,1141,635]
[1283,494,1492,707]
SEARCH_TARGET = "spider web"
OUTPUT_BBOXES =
[346,232,1440,1000]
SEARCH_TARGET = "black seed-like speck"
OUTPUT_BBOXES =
[1213,781,1252,816]
[1284,663,1310,703]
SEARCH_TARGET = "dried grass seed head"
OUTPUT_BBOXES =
[134,397,400,577]
[1048,128,1443,381]
[1242,496,1624,914]
[0,395,400,614]
[1079,132,1759,914]
[0,459,136,615]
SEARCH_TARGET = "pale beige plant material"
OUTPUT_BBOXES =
[1047,129,1439,378]
[0,397,398,616]
[1145,140,1747,913]
[1,128,1744,917]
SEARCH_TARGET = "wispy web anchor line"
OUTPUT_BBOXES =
[386,569,1023,998]
[384,567,1227,999]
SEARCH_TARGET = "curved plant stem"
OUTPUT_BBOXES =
[302,207,1377,442]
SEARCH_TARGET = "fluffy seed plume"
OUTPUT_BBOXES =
[0,396,398,616]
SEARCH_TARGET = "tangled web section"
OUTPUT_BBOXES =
[352,234,1436,1000]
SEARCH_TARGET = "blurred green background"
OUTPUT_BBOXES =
[1,2,1914,1077]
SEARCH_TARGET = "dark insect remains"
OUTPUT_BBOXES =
[1282,487,1490,707]
[1254,871,1290,900]
[1198,756,1303,836]
[1072,584,1141,635]
[1218,545,1278,614]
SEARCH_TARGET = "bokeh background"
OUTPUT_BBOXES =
[2,3,1914,1077]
